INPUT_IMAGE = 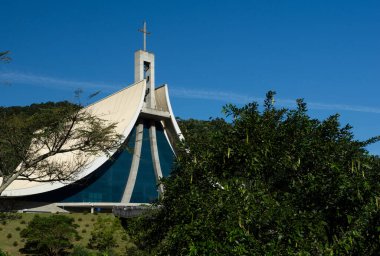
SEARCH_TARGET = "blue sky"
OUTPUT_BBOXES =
[1,0,379,155]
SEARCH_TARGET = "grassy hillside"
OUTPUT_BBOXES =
[0,212,133,255]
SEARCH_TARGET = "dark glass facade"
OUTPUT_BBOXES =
[61,127,136,203]
[65,121,175,203]
[19,121,175,203]
[129,121,175,203]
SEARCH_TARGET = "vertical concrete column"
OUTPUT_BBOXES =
[149,121,164,195]
[121,122,144,203]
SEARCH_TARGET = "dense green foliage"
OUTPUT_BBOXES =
[70,245,93,256]
[0,248,9,256]
[128,92,380,255]
[20,215,79,256]
[88,216,119,253]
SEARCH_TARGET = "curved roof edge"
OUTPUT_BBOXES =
[2,80,147,197]
[155,84,184,156]
[162,84,184,141]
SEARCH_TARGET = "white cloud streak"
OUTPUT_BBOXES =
[1,71,379,114]
[171,88,380,114]
[0,72,120,91]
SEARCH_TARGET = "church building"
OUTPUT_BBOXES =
[1,23,183,212]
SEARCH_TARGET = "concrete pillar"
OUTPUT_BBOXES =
[121,122,144,203]
[149,121,164,195]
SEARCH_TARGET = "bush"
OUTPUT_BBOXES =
[0,249,9,256]
[0,213,21,222]
[78,218,82,222]
[15,226,21,231]
[20,220,26,224]
[70,245,94,256]
[20,215,79,255]
[12,241,18,247]
[87,216,118,252]
[82,229,87,233]
[6,233,12,239]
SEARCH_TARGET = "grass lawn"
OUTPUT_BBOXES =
[0,212,133,255]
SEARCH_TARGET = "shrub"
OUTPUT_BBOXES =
[12,241,18,247]
[20,215,79,255]
[15,226,21,231]
[78,218,82,222]
[82,229,87,233]
[87,216,118,252]
[0,213,21,221]
[70,245,94,256]
[0,249,10,256]
[20,220,26,224]
[6,233,12,239]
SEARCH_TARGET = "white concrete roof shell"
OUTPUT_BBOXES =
[155,84,183,141]
[1,80,147,197]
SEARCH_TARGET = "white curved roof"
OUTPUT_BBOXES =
[1,80,147,196]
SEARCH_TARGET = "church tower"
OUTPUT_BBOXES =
[121,21,166,203]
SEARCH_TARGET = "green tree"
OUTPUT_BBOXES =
[20,214,79,256]
[128,92,380,255]
[88,216,119,253]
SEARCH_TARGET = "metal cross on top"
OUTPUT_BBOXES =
[138,21,151,51]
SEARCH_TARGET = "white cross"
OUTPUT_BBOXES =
[138,21,150,51]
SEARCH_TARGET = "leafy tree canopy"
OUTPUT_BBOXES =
[128,91,380,255]
[20,214,79,256]
[88,216,120,253]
